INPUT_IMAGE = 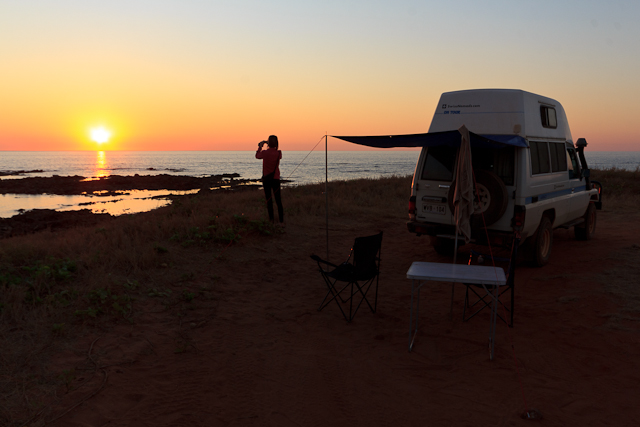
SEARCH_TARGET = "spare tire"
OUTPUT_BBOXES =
[448,170,508,227]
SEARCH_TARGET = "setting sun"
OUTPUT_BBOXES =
[90,127,112,144]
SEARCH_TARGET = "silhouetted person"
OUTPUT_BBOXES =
[256,135,284,223]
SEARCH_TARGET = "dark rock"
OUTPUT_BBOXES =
[0,174,254,195]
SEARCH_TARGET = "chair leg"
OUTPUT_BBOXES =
[318,276,351,322]
[496,286,514,327]
[463,285,492,322]
[349,277,379,321]
[510,283,514,327]
[316,272,380,322]
[463,284,513,327]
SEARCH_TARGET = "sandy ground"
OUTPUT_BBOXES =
[44,208,640,427]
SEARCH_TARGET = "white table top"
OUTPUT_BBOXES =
[407,261,506,286]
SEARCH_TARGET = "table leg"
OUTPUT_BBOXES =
[409,279,421,352]
[488,284,498,360]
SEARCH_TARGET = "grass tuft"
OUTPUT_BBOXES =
[591,167,640,212]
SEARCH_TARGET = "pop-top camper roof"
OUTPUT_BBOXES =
[429,89,573,143]
[332,89,572,149]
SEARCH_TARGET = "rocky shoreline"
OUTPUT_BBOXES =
[0,173,251,195]
[0,173,265,238]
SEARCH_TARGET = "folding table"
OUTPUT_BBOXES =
[407,261,506,360]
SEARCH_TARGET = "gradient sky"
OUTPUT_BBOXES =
[1,0,639,151]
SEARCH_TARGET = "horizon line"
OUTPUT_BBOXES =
[1,149,639,153]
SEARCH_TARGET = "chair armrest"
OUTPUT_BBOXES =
[310,254,337,268]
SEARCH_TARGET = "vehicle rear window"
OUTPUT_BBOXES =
[530,141,551,175]
[420,145,514,186]
[420,146,456,181]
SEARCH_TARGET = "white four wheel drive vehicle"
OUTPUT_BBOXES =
[407,89,603,266]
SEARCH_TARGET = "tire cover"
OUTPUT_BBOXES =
[448,170,508,227]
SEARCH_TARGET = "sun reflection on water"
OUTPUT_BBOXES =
[95,151,109,178]
[0,189,200,218]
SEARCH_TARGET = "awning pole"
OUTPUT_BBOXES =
[451,132,462,318]
[451,203,459,319]
[325,133,329,261]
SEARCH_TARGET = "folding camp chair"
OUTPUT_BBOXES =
[463,236,520,327]
[310,232,383,322]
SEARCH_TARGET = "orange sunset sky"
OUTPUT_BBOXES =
[1,1,639,152]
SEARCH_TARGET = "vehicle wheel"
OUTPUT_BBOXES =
[448,170,508,227]
[530,216,553,267]
[575,203,596,241]
[432,237,457,257]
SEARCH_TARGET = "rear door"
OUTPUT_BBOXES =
[415,145,457,225]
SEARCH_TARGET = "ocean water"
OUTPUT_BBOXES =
[0,150,637,218]
[0,150,420,218]
[0,150,420,184]
[584,151,640,171]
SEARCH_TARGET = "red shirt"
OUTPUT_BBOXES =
[256,147,282,179]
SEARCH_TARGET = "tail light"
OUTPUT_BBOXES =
[409,196,416,221]
[511,205,525,231]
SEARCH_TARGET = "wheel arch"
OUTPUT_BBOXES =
[542,208,556,226]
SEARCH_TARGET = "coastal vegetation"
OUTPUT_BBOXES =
[0,175,411,425]
[590,167,640,212]
[0,168,637,425]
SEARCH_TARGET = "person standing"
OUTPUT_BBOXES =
[256,135,284,223]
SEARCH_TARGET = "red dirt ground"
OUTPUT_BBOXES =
[45,208,640,426]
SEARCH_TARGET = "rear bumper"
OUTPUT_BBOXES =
[406,221,453,237]
[407,221,516,246]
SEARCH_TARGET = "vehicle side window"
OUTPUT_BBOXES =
[530,141,550,175]
[540,106,557,129]
[420,145,457,182]
[550,142,568,172]
[566,148,581,179]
